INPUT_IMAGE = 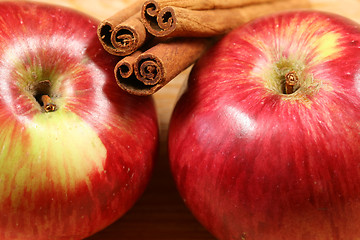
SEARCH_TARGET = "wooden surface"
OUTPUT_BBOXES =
[21,0,360,239]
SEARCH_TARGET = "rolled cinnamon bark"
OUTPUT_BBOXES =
[97,0,145,56]
[110,15,150,56]
[115,51,142,79]
[115,38,212,96]
[154,0,284,10]
[142,0,310,37]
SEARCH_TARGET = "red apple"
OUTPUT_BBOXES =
[0,1,158,240]
[169,10,360,240]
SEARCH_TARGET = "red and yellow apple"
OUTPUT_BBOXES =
[0,1,158,239]
[169,10,360,240]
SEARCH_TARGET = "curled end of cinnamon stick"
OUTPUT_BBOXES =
[111,17,148,56]
[142,0,176,37]
[97,22,118,55]
[135,54,164,85]
[115,51,142,79]
[157,7,176,36]
[142,0,160,17]
[113,27,136,49]
[115,60,134,79]
[115,53,165,96]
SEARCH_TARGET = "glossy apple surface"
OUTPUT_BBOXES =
[169,10,360,240]
[0,2,158,240]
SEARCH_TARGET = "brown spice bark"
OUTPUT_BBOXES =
[154,0,284,10]
[115,51,142,79]
[141,0,310,37]
[110,15,149,56]
[97,0,146,56]
[115,38,213,96]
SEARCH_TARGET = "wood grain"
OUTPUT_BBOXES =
[16,0,360,239]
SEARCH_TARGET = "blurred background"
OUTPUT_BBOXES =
[8,0,360,239]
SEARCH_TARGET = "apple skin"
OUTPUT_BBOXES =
[168,10,360,240]
[0,1,158,240]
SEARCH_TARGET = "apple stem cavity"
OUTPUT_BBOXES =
[32,80,57,112]
[284,71,299,94]
[261,58,308,97]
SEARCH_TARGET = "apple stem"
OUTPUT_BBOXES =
[284,71,298,94]
[41,95,56,112]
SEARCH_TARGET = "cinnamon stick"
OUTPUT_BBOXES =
[141,0,310,37]
[149,0,284,11]
[97,0,146,56]
[115,51,142,79]
[111,15,150,56]
[115,38,212,96]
